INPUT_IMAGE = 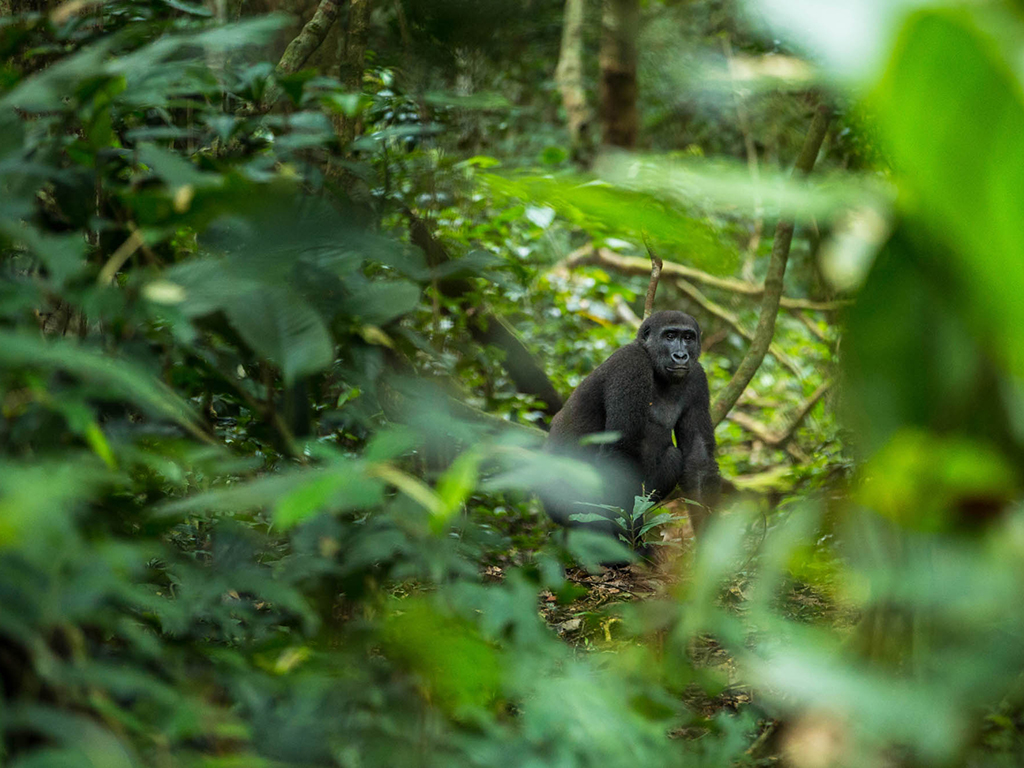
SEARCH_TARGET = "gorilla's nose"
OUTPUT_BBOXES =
[673,352,689,363]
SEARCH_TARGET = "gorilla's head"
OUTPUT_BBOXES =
[638,311,701,382]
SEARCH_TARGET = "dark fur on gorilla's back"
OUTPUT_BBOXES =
[543,310,721,537]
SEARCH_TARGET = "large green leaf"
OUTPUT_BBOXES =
[337,280,421,326]
[0,332,205,439]
[158,463,385,525]
[0,224,87,286]
[481,172,738,274]
[223,286,334,385]
[872,9,1024,375]
[596,153,887,225]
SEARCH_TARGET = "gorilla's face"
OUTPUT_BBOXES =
[640,312,701,382]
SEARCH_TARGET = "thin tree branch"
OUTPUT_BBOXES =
[711,103,831,426]
[725,410,807,461]
[791,308,832,345]
[727,380,831,447]
[781,379,831,441]
[642,235,663,318]
[561,245,850,312]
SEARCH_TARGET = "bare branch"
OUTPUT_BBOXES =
[728,410,810,462]
[791,308,832,345]
[642,235,663,318]
[778,379,832,442]
[561,245,850,312]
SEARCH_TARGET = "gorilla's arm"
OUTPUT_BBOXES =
[601,345,685,499]
[598,345,653,462]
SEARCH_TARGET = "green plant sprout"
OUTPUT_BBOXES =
[569,492,689,552]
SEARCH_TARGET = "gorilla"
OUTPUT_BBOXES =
[543,310,721,538]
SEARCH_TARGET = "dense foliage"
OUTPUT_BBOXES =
[2,0,1024,766]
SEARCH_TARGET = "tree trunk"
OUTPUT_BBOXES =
[333,0,372,153]
[554,0,591,156]
[259,1,341,109]
[709,102,831,426]
[598,0,638,148]
[277,0,341,77]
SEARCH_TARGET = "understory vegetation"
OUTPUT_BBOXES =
[2,0,1024,766]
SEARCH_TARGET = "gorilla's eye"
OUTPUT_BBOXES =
[665,331,677,340]
[684,331,695,340]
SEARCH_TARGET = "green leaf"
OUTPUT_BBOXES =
[565,529,635,570]
[0,461,106,551]
[539,146,568,166]
[160,466,384,519]
[481,173,738,274]
[423,91,511,110]
[638,512,678,536]
[2,36,118,111]
[0,108,24,159]
[434,449,483,527]
[276,69,317,105]
[57,400,117,469]
[338,280,421,326]
[137,143,220,189]
[322,92,371,117]
[382,598,503,717]
[0,224,86,286]
[8,747,94,768]
[0,332,205,439]
[275,464,380,529]
[872,9,1024,377]
[223,286,334,385]
[363,427,419,463]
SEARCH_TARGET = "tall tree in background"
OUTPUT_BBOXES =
[555,0,591,157]
[333,0,372,155]
[598,0,638,147]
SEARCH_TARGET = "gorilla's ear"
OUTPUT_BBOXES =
[640,322,652,342]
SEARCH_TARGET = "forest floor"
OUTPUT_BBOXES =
[508,504,854,764]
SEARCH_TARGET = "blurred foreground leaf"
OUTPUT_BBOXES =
[0,332,207,441]
[873,9,1024,377]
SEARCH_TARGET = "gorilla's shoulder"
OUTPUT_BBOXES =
[593,342,648,375]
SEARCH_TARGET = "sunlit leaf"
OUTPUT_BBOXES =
[382,598,503,717]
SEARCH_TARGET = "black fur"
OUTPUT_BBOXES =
[544,310,721,534]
